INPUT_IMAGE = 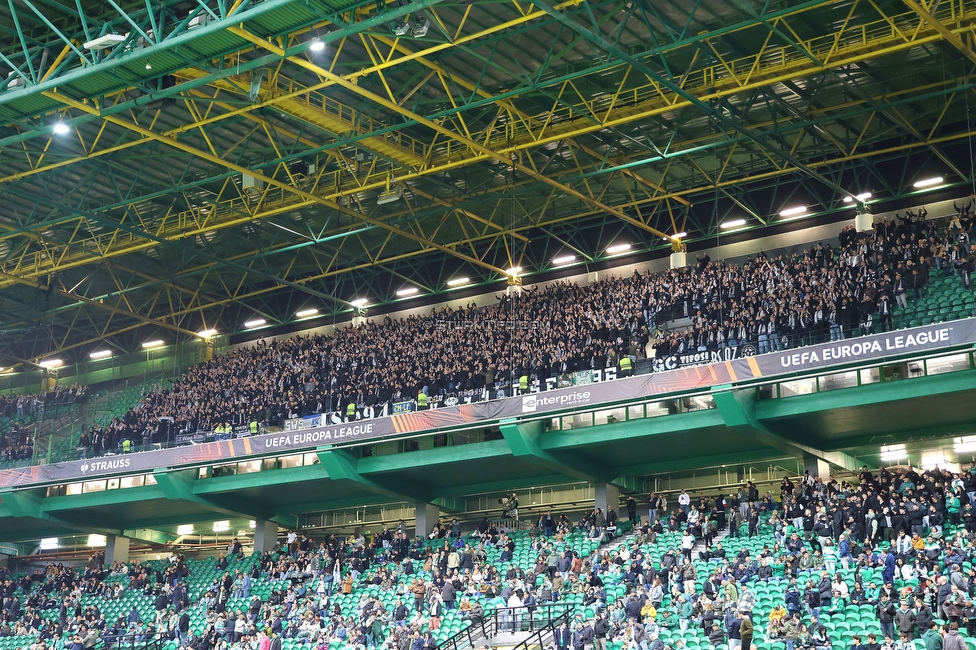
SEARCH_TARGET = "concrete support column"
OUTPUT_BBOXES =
[252,520,278,554]
[803,456,830,480]
[414,502,440,538]
[594,483,620,517]
[104,535,129,565]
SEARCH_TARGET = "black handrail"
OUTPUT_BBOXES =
[94,631,168,650]
[437,603,572,650]
[510,611,570,650]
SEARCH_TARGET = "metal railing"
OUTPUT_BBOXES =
[438,604,571,650]
[94,632,168,650]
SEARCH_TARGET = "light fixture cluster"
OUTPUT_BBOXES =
[879,443,908,462]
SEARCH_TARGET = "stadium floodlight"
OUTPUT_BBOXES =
[552,255,576,265]
[39,358,63,368]
[212,521,230,532]
[197,328,217,339]
[505,266,522,276]
[39,538,58,550]
[249,520,257,529]
[350,298,368,308]
[720,218,747,229]
[879,444,908,462]
[954,436,976,453]
[295,308,318,318]
[244,318,267,328]
[141,340,164,349]
[913,176,943,188]
[843,192,872,203]
[412,18,430,37]
[376,189,403,205]
[396,287,419,297]
[89,350,113,360]
[779,206,807,217]
[662,232,687,241]
[53,122,70,135]
[309,39,325,52]
[606,243,632,254]
[447,277,470,287]
[83,34,126,51]
[176,525,194,535]
[87,534,106,547]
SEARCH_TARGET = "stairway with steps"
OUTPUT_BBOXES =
[689,525,733,559]
[597,527,641,555]
[487,632,536,650]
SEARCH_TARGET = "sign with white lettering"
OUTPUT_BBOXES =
[0,319,973,488]
[651,344,757,373]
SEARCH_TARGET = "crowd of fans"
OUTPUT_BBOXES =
[0,385,87,421]
[6,462,976,650]
[0,425,33,462]
[65,205,976,452]
[0,385,87,463]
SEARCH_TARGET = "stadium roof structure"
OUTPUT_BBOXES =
[0,0,975,364]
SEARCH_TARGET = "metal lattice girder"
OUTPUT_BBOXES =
[1,0,976,360]
[1,3,968,288]
[0,0,434,117]
[0,72,972,294]
[5,0,971,190]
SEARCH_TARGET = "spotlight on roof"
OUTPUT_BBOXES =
[913,176,944,189]
[720,218,747,229]
[89,350,113,360]
[141,340,164,349]
[83,33,127,51]
[295,308,319,318]
[412,18,430,38]
[392,20,411,36]
[954,436,976,454]
[843,192,872,204]
[779,206,807,218]
[447,277,470,287]
[396,287,419,297]
[212,521,230,532]
[880,444,908,462]
[552,255,576,266]
[376,188,403,205]
[197,328,217,339]
[350,298,368,308]
[505,266,522,276]
[606,243,632,255]
[39,358,63,368]
[309,39,325,52]
[53,122,70,135]
[661,232,687,241]
[244,318,267,328]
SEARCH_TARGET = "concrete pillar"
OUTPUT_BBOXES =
[252,520,278,554]
[804,456,830,480]
[104,535,129,565]
[414,502,440,538]
[594,483,620,517]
